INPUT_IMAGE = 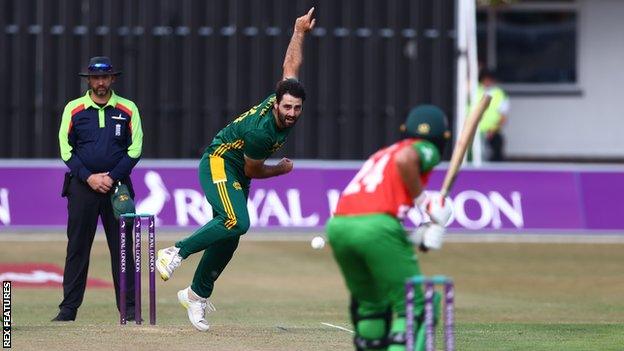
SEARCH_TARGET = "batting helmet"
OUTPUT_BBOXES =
[400,104,451,153]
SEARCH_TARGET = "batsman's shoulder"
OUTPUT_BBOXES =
[412,139,441,172]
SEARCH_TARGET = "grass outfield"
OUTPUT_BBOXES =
[3,236,624,350]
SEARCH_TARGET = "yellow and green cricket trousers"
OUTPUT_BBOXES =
[175,153,250,298]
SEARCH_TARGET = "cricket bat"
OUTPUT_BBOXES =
[439,94,492,198]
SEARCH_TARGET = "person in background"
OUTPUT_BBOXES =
[476,69,510,161]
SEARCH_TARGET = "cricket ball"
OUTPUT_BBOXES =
[311,236,325,249]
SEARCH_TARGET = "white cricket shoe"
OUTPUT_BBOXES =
[156,246,182,281]
[177,287,216,332]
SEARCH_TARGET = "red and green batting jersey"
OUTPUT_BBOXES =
[334,138,440,219]
[206,94,291,183]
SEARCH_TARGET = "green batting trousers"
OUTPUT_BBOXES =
[327,214,430,351]
[175,154,250,298]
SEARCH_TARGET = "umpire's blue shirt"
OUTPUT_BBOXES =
[58,90,143,182]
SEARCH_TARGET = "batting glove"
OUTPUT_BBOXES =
[425,194,453,226]
[409,222,446,251]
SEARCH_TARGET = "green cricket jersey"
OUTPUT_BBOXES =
[206,94,291,183]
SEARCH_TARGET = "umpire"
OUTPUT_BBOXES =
[53,56,144,321]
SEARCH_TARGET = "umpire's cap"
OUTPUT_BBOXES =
[400,105,451,152]
[79,56,122,77]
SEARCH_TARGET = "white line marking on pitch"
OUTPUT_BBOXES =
[321,322,354,333]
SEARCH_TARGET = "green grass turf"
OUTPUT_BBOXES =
[2,236,624,350]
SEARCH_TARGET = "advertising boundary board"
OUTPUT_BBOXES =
[1,160,623,236]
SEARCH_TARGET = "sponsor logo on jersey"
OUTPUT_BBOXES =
[271,141,285,153]
[421,145,434,163]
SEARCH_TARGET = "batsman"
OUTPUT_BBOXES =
[326,105,454,351]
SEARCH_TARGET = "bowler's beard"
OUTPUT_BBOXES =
[277,111,297,129]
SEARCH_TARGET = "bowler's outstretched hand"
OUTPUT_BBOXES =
[295,7,316,33]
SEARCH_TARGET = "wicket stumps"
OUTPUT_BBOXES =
[405,275,454,351]
[119,213,156,325]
